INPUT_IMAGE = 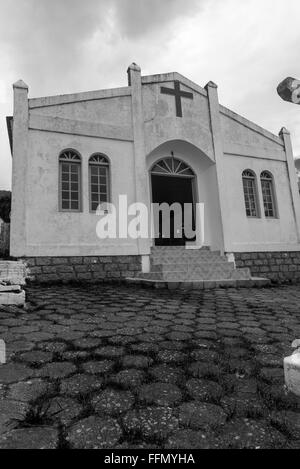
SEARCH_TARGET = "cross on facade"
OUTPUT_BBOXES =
[160,80,193,117]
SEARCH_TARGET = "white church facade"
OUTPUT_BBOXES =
[7,63,300,284]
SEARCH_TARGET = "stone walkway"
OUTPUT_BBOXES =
[0,284,299,449]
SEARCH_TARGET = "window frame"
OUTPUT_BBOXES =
[242,169,260,218]
[88,153,111,213]
[260,171,278,219]
[151,157,195,178]
[58,149,82,213]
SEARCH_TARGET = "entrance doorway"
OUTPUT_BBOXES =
[150,157,196,246]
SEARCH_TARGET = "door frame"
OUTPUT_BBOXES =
[149,157,199,247]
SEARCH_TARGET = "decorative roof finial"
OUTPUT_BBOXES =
[127,63,141,73]
[13,79,29,90]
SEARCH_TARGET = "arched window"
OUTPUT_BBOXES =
[260,171,277,218]
[242,170,259,218]
[89,154,110,212]
[59,149,81,211]
[151,157,194,177]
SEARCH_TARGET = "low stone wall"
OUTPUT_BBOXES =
[20,252,300,285]
[234,252,300,283]
[22,256,142,284]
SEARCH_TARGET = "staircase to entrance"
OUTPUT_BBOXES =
[126,247,270,289]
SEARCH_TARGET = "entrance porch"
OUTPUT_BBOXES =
[127,246,270,289]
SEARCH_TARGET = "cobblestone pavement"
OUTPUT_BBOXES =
[0,284,300,449]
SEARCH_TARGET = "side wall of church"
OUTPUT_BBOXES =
[223,154,298,251]
[220,109,300,252]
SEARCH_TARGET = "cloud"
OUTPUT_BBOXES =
[0,0,211,101]
[0,1,109,88]
[0,0,209,188]
[113,0,203,38]
[1,0,300,190]
[0,0,206,88]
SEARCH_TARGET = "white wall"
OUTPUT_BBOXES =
[30,96,132,128]
[223,154,299,251]
[141,78,224,251]
[219,105,300,252]
[23,130,138,256]
[142,81,215,161]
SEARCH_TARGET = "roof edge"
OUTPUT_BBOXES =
[29,86,131,109]
[141,72,208,97]
[220,105,284,147]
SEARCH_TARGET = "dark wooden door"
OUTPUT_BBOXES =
[151,175,195,246]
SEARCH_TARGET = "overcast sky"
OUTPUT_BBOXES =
[1,0,300,190]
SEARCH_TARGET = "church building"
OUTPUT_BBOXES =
[7,63,300,286]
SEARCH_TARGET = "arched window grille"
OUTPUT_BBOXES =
[242,170,259,217]
[59,149,81,211]
[151,157,194,177]
[89,154,110,212]
[260,171,277,218]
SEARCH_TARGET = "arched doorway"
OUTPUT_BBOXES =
[150,156,196,246]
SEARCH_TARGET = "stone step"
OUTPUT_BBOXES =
[151,255,230,266]
[133,246,267,286]
[151,260,234,269]
[151,246,211,251]
[135,267,250,282]
[151,255,227,264]
[151,255,227,263]
[151,246,216,254]
[231,268,252,280]
[0,290,26,306]
[151,262,235,276]
[152,247,217,254]
[125,277,271,290]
